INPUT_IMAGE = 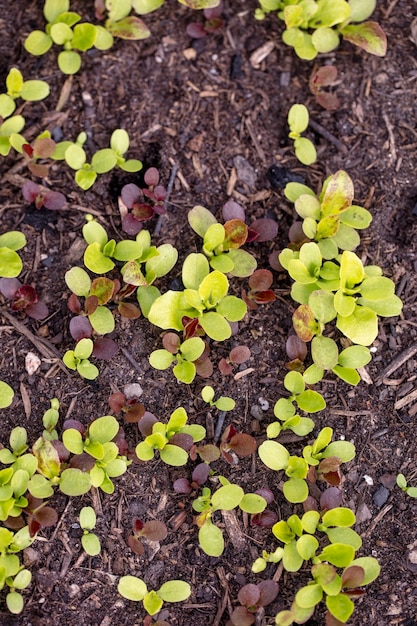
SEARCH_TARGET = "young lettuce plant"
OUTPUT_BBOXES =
[0,231,26,278]
[149,333,211,384]
[0,278,49,321]
[24,0,114,74]
[218,345,251,376]
[119,167,167,235]
[396,474,417,498]
[79,506,101,556]
[128,518,168,555]
[287,104,317,166]
[22,181,66,210]
[255,0,387,60]
[226,580,279,626]
[118,576,191,617]
[0,526,34,614]
[135,407,206,466]
[241,269,276,311]
[51,129,142,189]
[192,478,267,556]
[63,338,99,380]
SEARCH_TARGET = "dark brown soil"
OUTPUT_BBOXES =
[0,1,417,625]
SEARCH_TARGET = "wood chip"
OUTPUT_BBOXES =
[234,367,255,380]
[20,382,31,419]
[226,167,237,196]
[183,48,197,60]
[222,509,247,551]
[56,75,73,112]
[249,41,275,68]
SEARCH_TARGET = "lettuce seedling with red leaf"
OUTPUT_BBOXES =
[0,278,49,320]
[186,1,223,38]
[218,345,251,376]
[22,181,66,211]
[128,518,168,555]
[226,580,279,626]
[119,167,167,235]
[242,269,276,311]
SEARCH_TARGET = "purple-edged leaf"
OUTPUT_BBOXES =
[162,332,181,354]
[0,277,21,299]
[251,510,278,527]
[26,301,49,320]
[169,433,194,451]
[109,392,126,414]
[223,219,248,249]
[173,478,192,494]
[22,180,40,202]
[144,167,159,187]
[121,183,141,208]
[90,277,115,305]
[107,16,151,40]
[132,203,155,221]
[286,335,308,361]
[122,213,143,235]
[222,199,245,222]
[229,345,251,364]
[258,580,279,607]
[43,190,66,210]
[138,412,158,437]
[204,17,223,32]
[195,444,220,463]
[192,462,210,486]
[250,218,278,242]
[341,22,387,57]
[69,452,96,471]
[63,419,85,434]
[92,337,118,360]
[238,583,260,608]
[341,565,365,589]
[320,487,343,511]
[70,316,93,341]
[229,607,255,626]
[12,285,37,310]
[248,269,273,291]
[141,520,168,541]
[218,358,233,375]
[128,535,144,555]
[186,22,207,38]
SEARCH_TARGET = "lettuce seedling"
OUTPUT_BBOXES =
[98,0,151,40]
[241,269,275,311]
[135,407,206,466]
[0,526,34,614]
[256,0,387,60]
[0,278,49,321]
[220,425,256,465]
[186,1,223,38]
[222,199,278,244]
[193,479,267,556]
[0,231,26,278]
[128,518,168,555]
[173,462,210,494]
[23,494,59,538]
[22,181,66,210]
[0,381,14,409]
[226,580,279,626]
[149,333,210,384]
[118,576,191,616]
[288,104,317,166]
[266,371,323,439]
[396,474,417,498]
[24,0,114,74]
[62,414,130,494]
[79,506,101,556]
[201,385,235,412]
[285,334,308,372]
[119,167,167,235]
[109,391,146,423]
[52,129,142,189]
[309,65,340,111]
[63,338,99,380]
[149,260,246,342]
[218,345,251,375]
[188,205,257,277]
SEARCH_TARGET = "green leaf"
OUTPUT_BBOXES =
[296,390,326,413]
[199,518,224,556]
[326,527,362,550]
[211,484,244,511]
[188,205,218,238]
[12,569,32,590]
[347,556,380,585]
[308,290,337,323]
[107,16,151,40]
[294,137,317,166]
[24,31,53,55]
[340,204,372,229]
[71,23,97,51]
[338,345,371,368]
[295,584,323,609]
[321,440,355,462]
[311,335,339,370]
[6,591,24,615]
[62,428,84,455]
[80,506,96,530]
[296,534,319,560]
[319,543,355,568]
[89,415,119,444]
[326,594,354,622]
[77,360,99,380]
[311,27,340,52]
[148,291,184,331]
[81,532,101,556]
[88,306,115,334]
[288,104,309,134]
[44,0,70,22]
[282,540,304,572]
[0,381,14,409]
[118,575,147,601]
[91,148,118,174]
[0,248,22,278]
[146,244,178,278]
[283,478,308,503]
[322,507,355,528]
[258,441,290,471]
[65,267,91,296]
[200,312,232,341]
[181,337,205,361]
[149,349,175,370]
[65,144,86,170]
[341,21,387,56]
[59,468,91,496]
[157,580,191,603]
[160,444,189,466]
[239,494,267,514]
[284,371,304,395]
[357,294,403,317]
[336,305,378,346]
[226,248,258,277]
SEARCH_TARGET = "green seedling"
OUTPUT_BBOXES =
[0,526,34,614]
[149,333,208,384]
[193,479,267,556]
[287,104,316,166]
[0,382,14,409]
[188,205,257,277]
[79,506,101,556]
[62,414,130,494]
[266,370,323,439]
[0,231,26,278]
[118,576,191,616]
[52,129,142,189]
[274,556,381,625]
[135,407,206,466]
[149,258,247,341]
[255,0,387,60]
[24,0,113,74]
[396,473,417,498]
[63,338,99,380]
[259,426,355,503]
[201,385,235,412]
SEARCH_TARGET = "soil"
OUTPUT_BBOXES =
[0,0,417,625]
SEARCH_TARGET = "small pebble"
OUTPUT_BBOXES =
[258,397,269,411]
[373,486,390,508]
[124,383,143,399]
[250,405,264,420]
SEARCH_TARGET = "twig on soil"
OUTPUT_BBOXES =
[120,347,142,373]
[382,112,397,163]
[309,118,348,155]
[394,387,417,411]
[273,562,284,583]
[213,411,227,443]
[245,116,267,164]
[1,309,70,376]
[214,566,232,626]
[154,162,178,236]
[376,344,417,384]
[363,504,393,538]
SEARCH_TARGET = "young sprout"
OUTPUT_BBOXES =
[396,474,417,498]
[118,576,191,616]
[79,506,101,556]
[128,518,168,555]
[288,104,317,166]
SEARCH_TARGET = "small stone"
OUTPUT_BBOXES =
[123,383,143,400]
[373,486,390,508]
[380,472,397,489]
[25,352,41,376]
[250,405,264,420]
[68,584,80,598]
[355,502,372,524]
[258,397,269,411]
[233,155,256,189]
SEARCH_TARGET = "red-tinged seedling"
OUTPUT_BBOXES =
[149,332,213,384]
[0,278,49,320]
[218,345,251,376]
[109,391,146,424]
[22,494,59,538]
[250,488,278,528]
[20,135,56,178]
[285,334,308,372]
[220,425,256,465]
[309,66,340,111]
[173,463,210,495]
[186,1,224,38]
[242,269,276,311]
[222,199,278,244]
[128,518,168,555]
[119,167,167,235]
[22,181,66,210]
[226,580,279,626]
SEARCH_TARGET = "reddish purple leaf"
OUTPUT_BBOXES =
[248,269,273,291]
[85,295,98,316]
[122,213,143,235]
[255,488,274,504]
[43,190,66,210]
[186,22,207,38]
[34,506,58,528]
[118,302,141,319]
[237,583,260,608]
[286,335,308,362]
[26,301,49,320]
[173,478,192,494]
[141,520,168,541]
[67,293,82,314]
[229,607,255,626]
[229,345,251,364]
[69,453,95,471]
[169,433,194,451]
[121,183,141,208]
[63,419,85,434]
[128,535,144,555]
[22,180,40,203]
[144,167,159,187]
[195,357,213,378]
[320,487,343,511]
[92,338,119,360]
[251,510,278,527]
[341,565,365,589]
[70,316,93,341]
[138,412,158,437]
[249,218,278,243]
[12,285,38,310]
[222,199,245,222]
[218,358,233,375]
[192,462,210,486]
[132,203,155,221]
[124,402,145,423]
[162,332,181,354]
[0,277,21,299]
[109,392,126,414]
[228,433,257,457]
[258,580,279,607]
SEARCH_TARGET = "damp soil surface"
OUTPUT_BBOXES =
[0,1,417,625]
